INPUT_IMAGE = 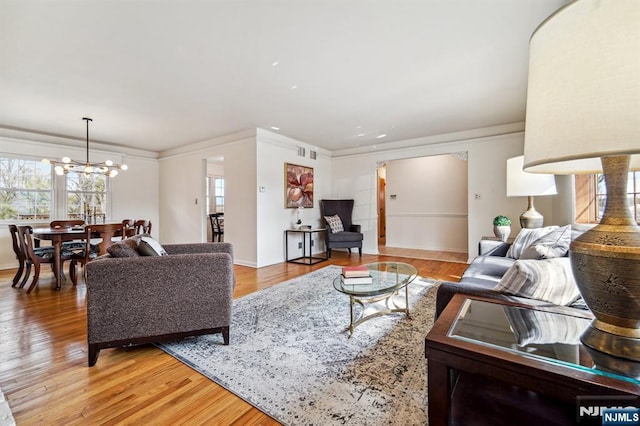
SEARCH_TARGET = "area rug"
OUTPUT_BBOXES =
[158,265,440,425]
[0,385,16,426]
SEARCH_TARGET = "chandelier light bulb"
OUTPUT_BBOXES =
[105,160,113,166]
[62,157,71,163]
[54,166,64,175]
[120,164,128,171]
[42,158,50,164]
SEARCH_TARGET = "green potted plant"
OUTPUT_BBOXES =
[493,215,512,242]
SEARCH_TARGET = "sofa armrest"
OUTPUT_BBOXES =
[86,252,234,344]
[479,240,511,257]
[164,242,233,258]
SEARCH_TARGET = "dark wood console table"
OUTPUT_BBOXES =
[425,294,639,426]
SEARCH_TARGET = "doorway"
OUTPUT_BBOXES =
[376,153,468,263]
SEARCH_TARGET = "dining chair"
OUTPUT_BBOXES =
[208,213,224,242]
[17,225,77,293]
[71,223,126,282]
[9,224,26,287]
[50,219,87,251]
[133,220,152,235]
[50,220,85,229]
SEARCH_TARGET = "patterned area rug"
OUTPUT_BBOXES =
[158,265,440,425]
[0,385,16,426]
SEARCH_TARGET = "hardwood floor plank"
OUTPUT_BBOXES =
[0,250,467,425]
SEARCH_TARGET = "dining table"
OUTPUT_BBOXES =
[32,227,86,290]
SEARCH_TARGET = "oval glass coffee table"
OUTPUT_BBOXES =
[333,262,418,337]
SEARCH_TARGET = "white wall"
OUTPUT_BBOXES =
[385,154,468,252]
[159,132,258,266]
[159,128,331,268]
[256,130,332,267]
[0,133,159,270]
[331,129,560,261]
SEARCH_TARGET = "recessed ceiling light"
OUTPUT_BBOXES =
[291,85,298,89]
[271,61,279,67]
[271,126,280,130]
[357,134,365,137]
[376,134,386,139]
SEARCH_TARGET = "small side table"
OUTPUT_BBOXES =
[285,228,327,265]
[425,294,639,426]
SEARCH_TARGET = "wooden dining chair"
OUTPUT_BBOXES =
[208,213,224,242]
[133,220,152,235]
[71,223,126,282]
[50,220,85,229]
[9,224,26,287]
[17,225,77,293]
[50,219,87,251]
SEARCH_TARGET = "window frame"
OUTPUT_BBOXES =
[0,154,111,224]
[574,172,640,225]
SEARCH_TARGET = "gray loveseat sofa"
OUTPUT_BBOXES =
[86,242,234,366]
[436,226,587,317]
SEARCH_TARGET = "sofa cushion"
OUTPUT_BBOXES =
[107,238,141,258]
[520,225,572,260]
[461,256,516,285]
[328,230,363,242]
[493,257,580,306]
[506,226,559,259]
[324,215,344,233]
[138,236,168,256]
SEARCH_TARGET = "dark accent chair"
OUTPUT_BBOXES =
[320,199,363,257]
[85,242,234,366]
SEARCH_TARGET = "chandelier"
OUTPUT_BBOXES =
[42,117,128,177]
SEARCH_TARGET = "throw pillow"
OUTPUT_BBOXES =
[138,236,168,256]
[493,257,581,306]
[520,224,572,260]
[107,238,141,258]
[324,215,344,233]
[506,226,559,259]
[503,308,586,346]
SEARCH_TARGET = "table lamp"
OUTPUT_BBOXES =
[507,155,557,228]
[523,0,640,363]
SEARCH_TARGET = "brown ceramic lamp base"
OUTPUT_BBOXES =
[570,155,640,362]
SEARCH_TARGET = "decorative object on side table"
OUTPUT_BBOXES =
[506,155,557,229]
[492,215,511,242]
[523,0,640,363]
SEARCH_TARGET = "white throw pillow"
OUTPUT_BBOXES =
[324,215,344,233]
[138,236,168,256]
[506,226,559,259]
[493,257,581,306]
[520,224,572,260]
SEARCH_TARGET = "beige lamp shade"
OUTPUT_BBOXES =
[507,156,556,197]
[523,0,640,174]
[522,0,640,365]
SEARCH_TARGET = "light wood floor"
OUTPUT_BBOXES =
[0,251,467,425]
[378,245,468,263]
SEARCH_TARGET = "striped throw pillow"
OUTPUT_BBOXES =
[493,257,580,306]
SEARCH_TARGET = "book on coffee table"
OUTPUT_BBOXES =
[341,275,373,285]
[341,265,370,278]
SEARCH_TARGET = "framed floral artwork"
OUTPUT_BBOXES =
[285,163,313,208]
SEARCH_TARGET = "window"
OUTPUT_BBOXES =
[66,173,108,220]
[213,176,224,213]
[575,172,640,224]
[0,154,110,222]
[0,156,52,220]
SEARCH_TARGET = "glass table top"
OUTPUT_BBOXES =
[333,262,418,297]
[448,299,640,384]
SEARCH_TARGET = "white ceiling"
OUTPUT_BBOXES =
[0,0,566,154]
